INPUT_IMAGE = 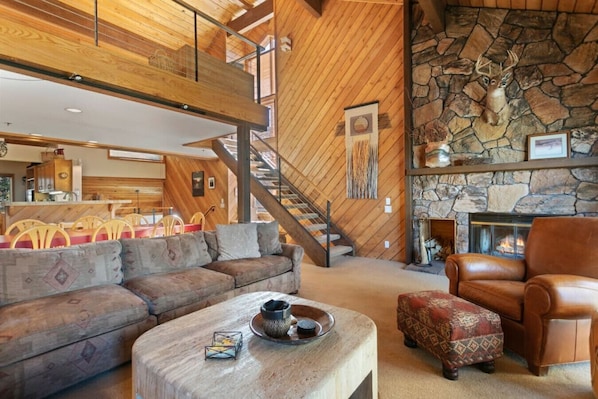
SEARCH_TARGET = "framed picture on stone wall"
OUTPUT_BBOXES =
[527,132,570,160]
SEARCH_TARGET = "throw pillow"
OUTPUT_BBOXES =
[256,221,283,256]
[203,231,219,261]
[216,223,261,261]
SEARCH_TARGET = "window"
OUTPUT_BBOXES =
[0,174,13,209]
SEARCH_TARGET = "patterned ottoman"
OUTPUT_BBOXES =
[397,290,503,380]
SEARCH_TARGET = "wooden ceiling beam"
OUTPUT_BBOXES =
[419,0,446,33]
[293,0,322,18]
[227,0,273,34]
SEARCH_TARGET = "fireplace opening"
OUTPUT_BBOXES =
[420,218,455,263]
[469,213,548,259]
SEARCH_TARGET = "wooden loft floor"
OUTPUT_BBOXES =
[0,5,269,131]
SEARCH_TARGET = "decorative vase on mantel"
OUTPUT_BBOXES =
[425,142,450,168]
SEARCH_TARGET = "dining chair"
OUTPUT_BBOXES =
[5,219,46,235]
[152,215,185,237]
[123,213,149,226]
[71,215,105,230]
[91,219,135,242]
[189,212,205,230]
[10,225,71,249]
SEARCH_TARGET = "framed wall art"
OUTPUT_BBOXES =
[344,101,379,199]
[208,176,215,189]
[192,171,204,197]
[527,132,570,160]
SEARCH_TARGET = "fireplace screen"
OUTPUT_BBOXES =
[469,213,544,259]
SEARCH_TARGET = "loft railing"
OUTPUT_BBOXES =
[9,0,263,101]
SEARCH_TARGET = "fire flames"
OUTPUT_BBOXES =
[496,234,525,255]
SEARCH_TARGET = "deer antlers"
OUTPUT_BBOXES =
[475,50,519,78]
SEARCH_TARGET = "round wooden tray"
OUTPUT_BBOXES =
[250,304,335,345]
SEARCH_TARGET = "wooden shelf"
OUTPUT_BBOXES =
[407,157,598,176]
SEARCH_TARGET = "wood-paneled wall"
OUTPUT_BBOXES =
[163,155,231,231]
[275,0,407,261]
[82,176,164,216]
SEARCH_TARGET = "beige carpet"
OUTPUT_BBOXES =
[50,256,594,399]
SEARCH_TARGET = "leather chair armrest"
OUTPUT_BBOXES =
[445,254,526,295]
[525,275,598,319]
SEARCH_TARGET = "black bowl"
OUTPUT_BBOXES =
[260,300,291,320]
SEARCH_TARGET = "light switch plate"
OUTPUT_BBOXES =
[384,241,390,248]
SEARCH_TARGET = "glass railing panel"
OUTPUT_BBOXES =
[9,0,261,101]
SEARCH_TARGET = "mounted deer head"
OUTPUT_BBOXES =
[475,50,519,126]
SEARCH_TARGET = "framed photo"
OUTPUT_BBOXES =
[527,132,570,160]
[208,177,215,189]
[192,171,204,197]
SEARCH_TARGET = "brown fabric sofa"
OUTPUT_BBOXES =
[0,240,157,398]
[120,226,303,324]
[0,223,303,398]
[445,216,598,376]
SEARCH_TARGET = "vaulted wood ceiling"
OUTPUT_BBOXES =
[418,0,598,33]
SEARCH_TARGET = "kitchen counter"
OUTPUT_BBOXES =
[3,200,133,227]
[6,200,131,207]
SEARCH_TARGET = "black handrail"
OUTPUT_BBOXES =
[246,133,334,265]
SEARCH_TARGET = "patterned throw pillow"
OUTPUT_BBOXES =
[216,223,261,261]
[256,221,283,256]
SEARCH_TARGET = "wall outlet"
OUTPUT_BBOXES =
[384,240,390,248]
[384,205,392,213]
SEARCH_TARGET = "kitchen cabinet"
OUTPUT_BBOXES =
[34,159,72,193]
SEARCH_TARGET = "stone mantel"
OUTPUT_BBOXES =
[408,157,598,176]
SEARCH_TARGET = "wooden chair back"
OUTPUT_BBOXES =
[91,219,135,242]
[152,215,185,237]
[5,219,46,235]
[123,213,149,226]
[189,212,205,230]
[71,215,105,230]
[10,225,71,249]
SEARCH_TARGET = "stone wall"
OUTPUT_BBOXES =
[410,6,598,261]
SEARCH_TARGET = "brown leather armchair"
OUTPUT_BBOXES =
[446,216,598,376]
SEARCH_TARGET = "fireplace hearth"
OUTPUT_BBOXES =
[469,213,550,259]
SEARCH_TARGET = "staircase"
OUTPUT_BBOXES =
[213,135,354,267]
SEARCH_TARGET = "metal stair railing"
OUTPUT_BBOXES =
[218,133,354,267]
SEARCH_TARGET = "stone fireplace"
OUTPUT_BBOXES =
[408,5,598,263]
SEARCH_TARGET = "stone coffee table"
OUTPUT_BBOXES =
[132,291,378,398]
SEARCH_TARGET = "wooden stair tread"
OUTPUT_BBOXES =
[329,245,354,257]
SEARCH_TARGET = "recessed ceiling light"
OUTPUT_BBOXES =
[87,140,98,144]
[30,133,42,137]
[65,107,82,113]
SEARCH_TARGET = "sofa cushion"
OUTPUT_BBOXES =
[123,267,235,316]
[0,240,123,306]
[216,223,261,261]
[256,221,283,256]
[0,284,149,367]
[120,231,211,280]
[204,231,218,261]
[204,255,293,288]
[458,280,524,321]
